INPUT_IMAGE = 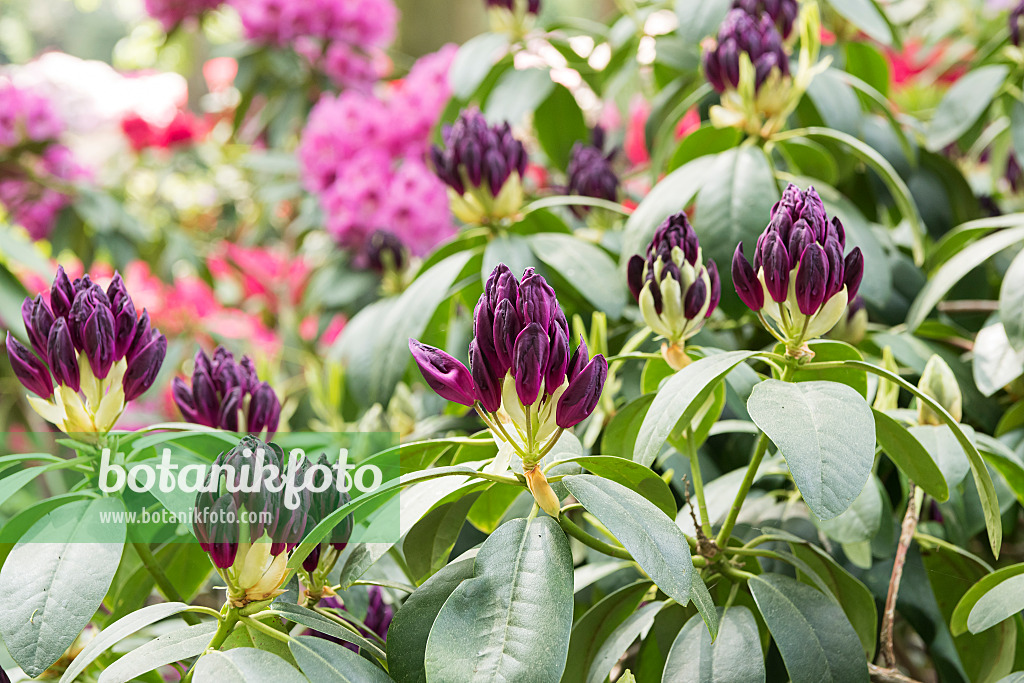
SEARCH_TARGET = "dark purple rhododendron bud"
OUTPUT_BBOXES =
[173,346,282,435]
[732,183,864,355]
[703,9,789,94]
[626,211,720,353]
[7,266,166,433]
[732,0,799,39]
[565,139,620,216]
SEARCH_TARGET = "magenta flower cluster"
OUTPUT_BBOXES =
[232,0,398,89]
[0,82,87,240]
[298,46,457,259]
[143,0,224,30]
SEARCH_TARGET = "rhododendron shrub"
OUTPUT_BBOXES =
[2,0,1024,681]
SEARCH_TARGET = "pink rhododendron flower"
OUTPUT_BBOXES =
[143,0,224,30]
[625,95,651,166]
[675,107,701,141]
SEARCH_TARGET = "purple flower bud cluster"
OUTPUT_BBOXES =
[732,0,799,39]
[702,9,789,94]
[7,267,166,402]
[732,184,864,346]
[298,454,354,572]
[1012,0,1024,46]
[231,0,397,88]
[142,0,223,30]
[194,437,309,569]
[172,346,281,435]
[409,264,607,430]
[566,141,619,212]
[486,0,540,14]
[0,82,87,240]
[430,109,528,198]
[627,212,721,345]
[298,46,457,260]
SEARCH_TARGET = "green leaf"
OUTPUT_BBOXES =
[602,394,656,459]
[973,320,1024,396]
[561,475,717,637]
[952,563,1024,636]
[193,648,306,682]
[290,635,392,682]
[1000,248,1024,351]
[485,68,555,125]
[335,251,474,405]
[873,410,949,501]
[587,602,665,683]
[824,0,892,44]
[847,359,1003,556]
[272,602,386,661]
[908,424,972,490]
[425,517,573,682]
[387,555,476,683]
[926,66,1010,152]
[844,42,890,96]
[560,580,651,683]
[634,350,757,466]
[528,233,627,318]
[815,476,883,543]
[467,484,523,534]
[0,498,126,678]
[404,492,478,584]
[483,233,535,283]
[788,544,878,660]
[621,155,718,268]
[909,226,1024,330]
[535,85,589,169]
[0,465,52,509]
[786,340,867,397]
[675,0,732,44]
[694,146,780,280]
[749,574,868,683]
[555,455,676,518]
[776,137,839,186]
[746,380,875,520]
[450,33,510,99]
[99,621,218,683]
[662,607,765,683]
[669,125,742,171]
[59,602,189,683]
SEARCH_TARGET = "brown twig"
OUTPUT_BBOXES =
[868,663,922,683]
[936,300,999,313]
[881,483,923,671]
[682,475,719,558]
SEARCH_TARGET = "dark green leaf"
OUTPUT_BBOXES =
[662,607,765,683]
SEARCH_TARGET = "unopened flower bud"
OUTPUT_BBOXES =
[918,355,962,425]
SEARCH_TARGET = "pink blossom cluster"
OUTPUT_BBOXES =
[0,82,87,240]
[232,0,399,89]
[298,46,458,258]
[143,0,224,30]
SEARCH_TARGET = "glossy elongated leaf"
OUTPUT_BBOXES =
[908,226,1024,330]
[528,233,628,319]
[747,380,875,520]
[425,517,573,682]
[848,360,1003,556]
[192,648,306,683]
[789,544,878,660]
[272,602,386,661]
[404,492,479,584]
[602,394,656,459]
[555,455,676,518]
[908,424,972,490]
[450,32,509,99]
[662,607,765,683]
[749,574,868,683]
[561,581,651,683]
[562,475,717,638]
[952,563,1024,636]
[0,498,126,678]
[535,85,590,169]
[485,68,555,125]
[634,350,757,466]
[926,66,1009,151]
[1001,248,1024,351]
[587,602,664,683]
[973,321,1024,396]
[694,146,780,281]
[873,409,949,501]
[59,602,189,683]
[335,250,474,405]
[0,465,51,509]
[388,555,476,683]
[99,621,218,683]
[675,0,732,43]
[824,0,891,43]
[290,635,392,683]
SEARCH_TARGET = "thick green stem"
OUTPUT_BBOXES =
[207,609,240,651]
[132,542,200,626]
[241,616,292,644]
[685,428,713,538]
[558,514,632,560]
[714,362,797,548]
